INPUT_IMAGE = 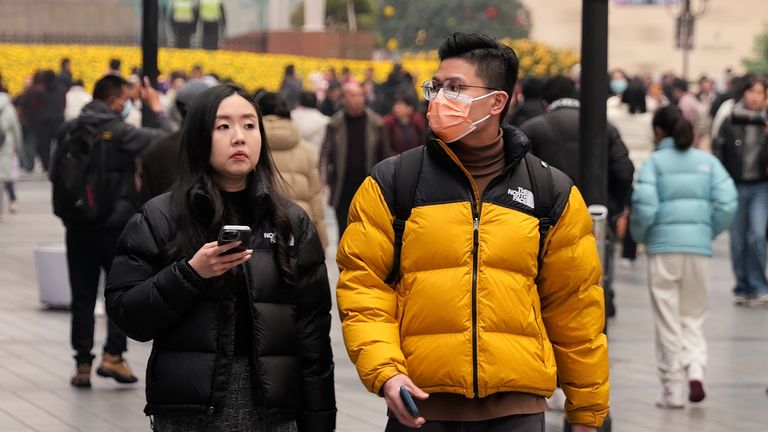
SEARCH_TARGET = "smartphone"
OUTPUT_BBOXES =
[218,225,251,254]
[399,386,420,418]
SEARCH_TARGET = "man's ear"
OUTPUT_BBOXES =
[489,91,510,116]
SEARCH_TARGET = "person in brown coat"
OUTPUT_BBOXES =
[258,92,329,248]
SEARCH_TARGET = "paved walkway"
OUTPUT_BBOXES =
[0,177,766,431]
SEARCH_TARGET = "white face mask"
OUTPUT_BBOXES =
[426,89,498,143]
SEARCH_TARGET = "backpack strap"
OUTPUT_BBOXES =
[524,153,555,272]
[384,146,425,285]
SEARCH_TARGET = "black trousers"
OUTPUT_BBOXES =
[202,22,220,50]
[173,22,194,48]
[66,228,127,364]
[385,413,545,432]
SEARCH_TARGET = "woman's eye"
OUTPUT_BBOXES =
[244,123,255,130]
[216,124,229,130]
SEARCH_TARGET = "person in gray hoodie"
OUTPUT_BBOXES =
[51,74,173,388]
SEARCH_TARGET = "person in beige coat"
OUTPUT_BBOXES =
[258,92,329,248]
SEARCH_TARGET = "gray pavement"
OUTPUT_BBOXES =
[0,176,766,431]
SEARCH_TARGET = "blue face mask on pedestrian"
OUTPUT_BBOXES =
[120,99,134,119]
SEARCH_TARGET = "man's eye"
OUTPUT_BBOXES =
[444,82,460,92]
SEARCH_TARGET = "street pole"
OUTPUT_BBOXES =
[578,0,608,208]
[142,0,159,127]
[681,0,692,81]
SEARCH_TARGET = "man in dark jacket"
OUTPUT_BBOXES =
[521,75,635,317]
[140,79,213,203]
[53,74,172,388]
[320,82,389,238]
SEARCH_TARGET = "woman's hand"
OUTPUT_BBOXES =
[187,241,252,279]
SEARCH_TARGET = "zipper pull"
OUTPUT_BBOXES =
[473,218,479,231]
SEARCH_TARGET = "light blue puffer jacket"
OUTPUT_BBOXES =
[630,137,738,256]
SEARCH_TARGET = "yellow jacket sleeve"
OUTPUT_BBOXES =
[336,176,408,395]
[538,186,610,428]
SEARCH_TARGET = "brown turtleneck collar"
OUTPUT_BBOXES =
[450,129,505,197]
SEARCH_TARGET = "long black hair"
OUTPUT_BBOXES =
[652,105,693,151]
[167,84,295,288]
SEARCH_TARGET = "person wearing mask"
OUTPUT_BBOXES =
[382,93,426,156]
[52,75,173,388]
[106,85,336,432]
[320,82,388,238]
[631,106,737,408]
[258,92,329,248]
[713,77,768,306]
[336,32,608,432]
[290,91,329,157]
[140,79,213,203]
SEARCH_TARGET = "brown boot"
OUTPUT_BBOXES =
[71,363,92,388]
[96,353,138,384]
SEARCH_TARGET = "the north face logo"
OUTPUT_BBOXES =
[508,187,534,208]
[264,232,277,243]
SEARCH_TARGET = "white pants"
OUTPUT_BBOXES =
[648,253,708,385]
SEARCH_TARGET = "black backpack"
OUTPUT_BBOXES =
[384,146,555,285]
[51,120,124,224]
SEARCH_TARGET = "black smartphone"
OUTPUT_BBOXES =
[218,225,251,254]
[399,386,420,418]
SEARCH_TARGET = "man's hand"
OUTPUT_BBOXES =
[382,374,429,428]
[571,425,597,432]
[140,77,162,112]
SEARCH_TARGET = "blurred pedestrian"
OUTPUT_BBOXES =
[320,82,388,238]
[51,75,173,388]
[200,0,225,50]
[140,79,213,203]
[35,70,65,172]
[279,64,303,110]
[713,76,768,306]
[57,58,73,90]
[631,106,737,408]
[106,85,336,432]
[382,93,425,156]
[0,80,22,219]
[64,79,92,121]
[290,91,329,158]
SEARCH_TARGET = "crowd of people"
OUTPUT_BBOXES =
[0,30,765,432]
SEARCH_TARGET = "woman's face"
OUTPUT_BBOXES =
[209,94,262,191]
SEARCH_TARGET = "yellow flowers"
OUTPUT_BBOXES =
[0,40,579,98]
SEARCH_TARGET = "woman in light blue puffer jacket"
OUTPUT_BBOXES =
[631,106,737,410]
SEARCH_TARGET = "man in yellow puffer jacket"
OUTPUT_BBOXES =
[336,33,609,431]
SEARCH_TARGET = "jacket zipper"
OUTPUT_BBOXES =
[435,139,482,398]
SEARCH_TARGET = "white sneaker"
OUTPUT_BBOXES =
[656,385,685,409]
[734,295,751,306]
[546,387,566,411]
[750,293,768,306]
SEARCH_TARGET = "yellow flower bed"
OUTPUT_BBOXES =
[0,41,578,97]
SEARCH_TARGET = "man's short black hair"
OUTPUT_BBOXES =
[109,58,121,71]
[671,77,689,93]
[93,75,129,101]
[299,91,318,108]
[437,32,519,119]
[542,76,577,104]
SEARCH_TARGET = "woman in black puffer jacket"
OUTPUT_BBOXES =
[105,85,336,432]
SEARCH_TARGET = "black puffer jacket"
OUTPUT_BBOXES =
[520,104,635,218]
[105,180,336,432]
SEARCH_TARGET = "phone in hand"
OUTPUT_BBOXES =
[218,225,251,254]
[399,386,420,418]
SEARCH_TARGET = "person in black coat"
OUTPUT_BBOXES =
[106,85,336,432]
[521,75,635,318]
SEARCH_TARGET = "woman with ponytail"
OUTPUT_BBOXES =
[105,85,336,432]
[630,105,737,409]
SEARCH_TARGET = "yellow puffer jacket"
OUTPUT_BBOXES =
[336,125,609,427]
